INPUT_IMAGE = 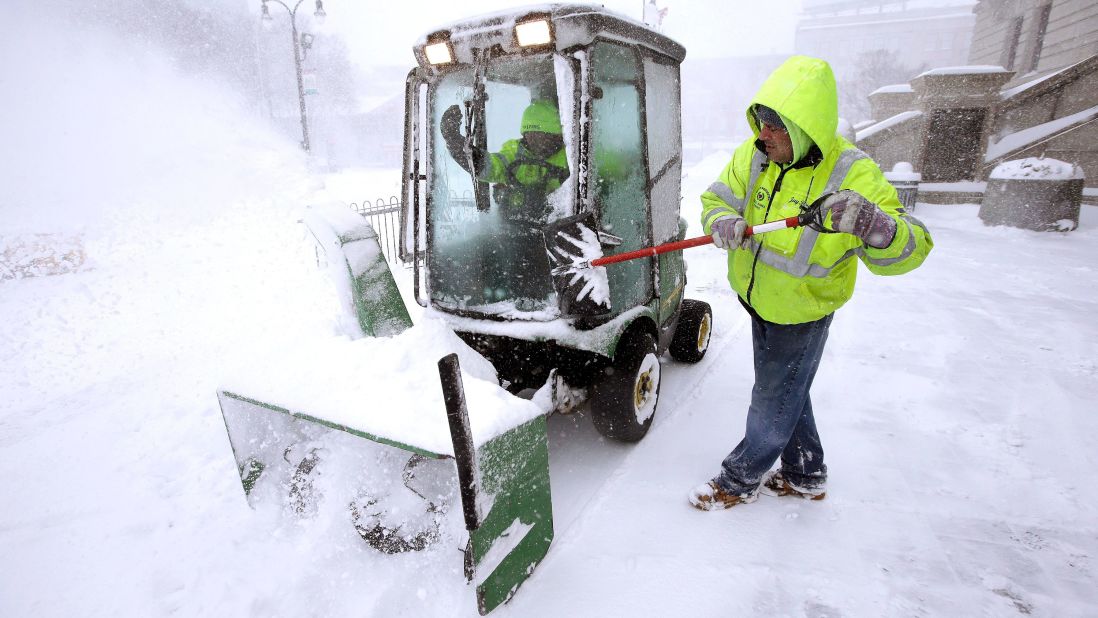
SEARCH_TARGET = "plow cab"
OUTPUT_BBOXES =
[403,3,709,442]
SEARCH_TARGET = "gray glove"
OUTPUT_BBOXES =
[711,215,747,249]
[823,190,897,249]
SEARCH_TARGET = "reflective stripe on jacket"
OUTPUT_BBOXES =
[701,55,933,325]
[482,139,569,223]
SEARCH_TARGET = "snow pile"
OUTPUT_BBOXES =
[990,157,1084,180]
[221,316,546,455]
[0,8,487,617]
[0,232,87,281]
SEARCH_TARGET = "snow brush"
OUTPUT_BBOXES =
[543,201,829,317]
[555,213,811,274]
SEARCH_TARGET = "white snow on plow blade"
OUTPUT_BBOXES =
[474,518,535,587]
[219,317,548,455]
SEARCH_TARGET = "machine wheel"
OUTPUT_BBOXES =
[669,299,712,364]
[590,330,661,442]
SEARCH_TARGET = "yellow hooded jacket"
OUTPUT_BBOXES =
[701,55,933,325]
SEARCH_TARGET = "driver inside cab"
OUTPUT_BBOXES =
[439,100,569,304]
[441,100,570,225]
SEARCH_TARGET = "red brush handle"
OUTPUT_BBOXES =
[590,235,712,267]
[588,216,800,268]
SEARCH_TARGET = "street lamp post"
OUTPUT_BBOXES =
[261,0,326,153]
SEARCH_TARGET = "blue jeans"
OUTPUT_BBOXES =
[715,306,834,494]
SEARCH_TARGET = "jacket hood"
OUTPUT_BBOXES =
[521,100,562,135]
[747,56,838,158]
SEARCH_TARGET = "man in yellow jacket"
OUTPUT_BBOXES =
[689,56,933,510]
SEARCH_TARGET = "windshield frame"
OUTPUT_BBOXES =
[424,50,579,320]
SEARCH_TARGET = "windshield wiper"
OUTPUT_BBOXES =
[464,48,491,212]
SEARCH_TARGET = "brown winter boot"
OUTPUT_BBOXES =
[761,470,826,500]
[688,480,759,511]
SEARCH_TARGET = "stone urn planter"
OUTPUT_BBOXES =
[979,158,1084,231]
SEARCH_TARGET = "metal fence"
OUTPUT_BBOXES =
[349,196,403,264]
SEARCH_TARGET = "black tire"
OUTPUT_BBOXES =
[669,299,713,364]
[590,330,661,442]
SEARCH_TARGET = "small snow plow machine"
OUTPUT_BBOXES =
[219,5,710,614]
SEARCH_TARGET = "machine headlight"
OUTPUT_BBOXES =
[424,41,454,65]
[515,19,552,47]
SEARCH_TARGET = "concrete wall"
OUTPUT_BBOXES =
[969,0,1098,80]
[910,68,1014,181]
[1033,0,1098,74]
[1056,68,1098,117]
[856,115,923,173]
[997,87,1060,133]
[855,0,1098,195]
[868,89,916,121]
[996,59,1098,134]
[983,122,1098,183]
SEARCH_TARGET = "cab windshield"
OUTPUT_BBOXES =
[427,52,575,317]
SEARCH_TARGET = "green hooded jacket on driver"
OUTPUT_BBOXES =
[701,56,933,325]
[481,100,569,223]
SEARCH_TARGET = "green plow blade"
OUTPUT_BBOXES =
[470,416,553,613]
[437,353,554,614]
[217,353,553,615]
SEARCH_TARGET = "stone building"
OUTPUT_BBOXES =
[855,0,1098,202]
[797,0,977,81]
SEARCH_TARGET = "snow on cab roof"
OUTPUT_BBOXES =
[418,3,631,39]
[414,3,685,63]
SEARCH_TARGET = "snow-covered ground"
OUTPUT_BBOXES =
[4,8,1098,618]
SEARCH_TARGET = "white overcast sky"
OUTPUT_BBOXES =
[314,1,804,67]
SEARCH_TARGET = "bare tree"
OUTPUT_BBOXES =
[838,49,927,124]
